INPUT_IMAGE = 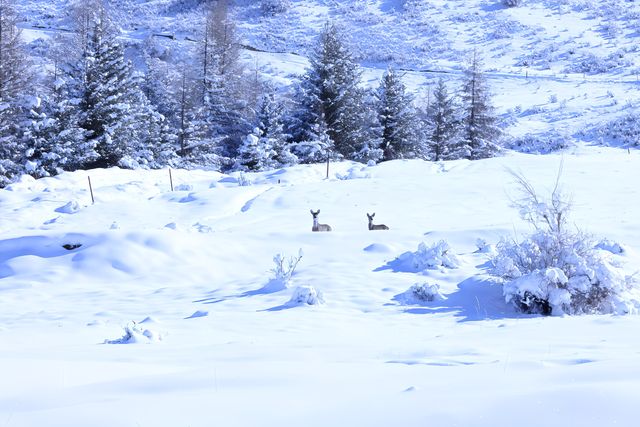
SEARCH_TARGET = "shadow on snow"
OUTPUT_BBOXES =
[391,276,526,322]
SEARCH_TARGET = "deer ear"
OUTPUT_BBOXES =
[310,209,313,214]
[372,213,375,217]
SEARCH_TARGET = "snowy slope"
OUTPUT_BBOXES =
[1,147,640,426]
[17,0,640,147]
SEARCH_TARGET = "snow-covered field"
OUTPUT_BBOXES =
[1,146,639,426]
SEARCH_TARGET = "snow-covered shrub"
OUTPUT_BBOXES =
[264,249,303,291]
[504,133,571,154]
[590,113,640,147]
[288,285,324,306]
[237,172,252,187]
[596,239,625,255]
[394,283,445,306]
[489,19,525,40]
[565,51,631,74]
[260,0,290,16]
[412,240,460,270]
[410,283,445,302]
[105,321,162,344]
[475,238,495,254]
[502,0,523,7]
[492,169,639,315]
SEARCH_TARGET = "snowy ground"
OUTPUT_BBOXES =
[1,146,639,426]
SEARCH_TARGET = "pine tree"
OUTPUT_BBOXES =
[79,28,137,167]
[70,12,170,169]
[255,93,296,167]
[237,128,275,171]
[199,0,250,164]
[425,78,461,161]
[376,68,420,161]
[0,0,29,103]
[0,0,32,186]
[460,51,501,160]
[291,22,370,161]
[292,113,335,164]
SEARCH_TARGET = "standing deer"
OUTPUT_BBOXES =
[367,213,389,230]
[310,209,332,232]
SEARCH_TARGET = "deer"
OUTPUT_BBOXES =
[367,213,389,230]
[310,209,332,232]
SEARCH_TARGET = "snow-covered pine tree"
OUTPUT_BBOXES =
[236,128,275,171]
[123,72,176,169]
[376,68,421,161]
[255,92,297,167]
[67,7,169,170]
[459,51,501,160]
[292,112,335,164]
[425,78,461,161]
[78,26,138,168]
[46,78,95,172]
[199,0,251,163]
[0,0,32,186]
[291,22,369,161]
[0,0,29,104]
[353,88,383,163]
[15,96,57,178]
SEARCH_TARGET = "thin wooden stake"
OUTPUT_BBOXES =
[169,168,174,191]
[326,154,330,179]
[88,176,95,204]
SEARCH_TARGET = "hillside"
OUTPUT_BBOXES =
[15,0,640,147]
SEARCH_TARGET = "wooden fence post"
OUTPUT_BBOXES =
[88,176,95,204]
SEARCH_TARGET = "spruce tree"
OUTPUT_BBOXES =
[426,78,461,161]
[79,28,138,168]
[291,22,370,161]
[69,11,171,169]
[460,51,501,160]
[236,128,275,171]
[255,93,296,167]
[199,0,250,163]
[0,0,31,185]
[376,68,420,161]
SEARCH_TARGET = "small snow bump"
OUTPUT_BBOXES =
[55,201,82,214]
[185,310,209,319]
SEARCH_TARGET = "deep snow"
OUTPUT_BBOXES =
[1,147,639,426]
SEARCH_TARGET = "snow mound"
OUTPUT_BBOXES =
[104,321,162,344]
[174,184,193,191]
[55,200,82,214]
[185,310,209,319]
[336,165,371,180]
[363,243,394,253]
[287,285,324,306]
[596,239,626,255]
